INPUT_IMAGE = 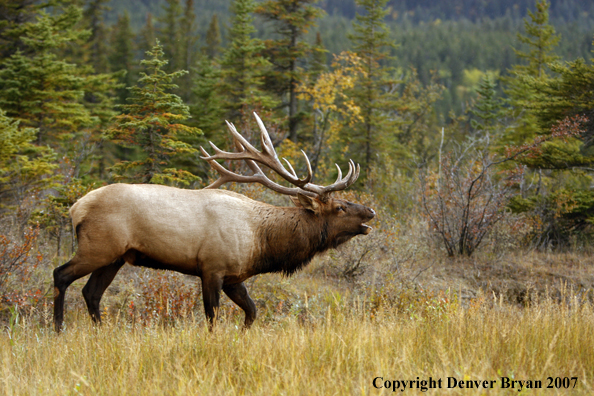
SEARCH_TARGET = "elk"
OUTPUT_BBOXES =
[53,113,375,332]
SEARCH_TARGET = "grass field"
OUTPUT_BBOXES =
[1,269,593,395]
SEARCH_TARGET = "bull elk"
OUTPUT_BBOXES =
[53,113,375,332]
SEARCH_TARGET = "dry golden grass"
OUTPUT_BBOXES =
[1,292,593,396]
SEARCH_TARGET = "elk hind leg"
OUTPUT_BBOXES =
[223,282,257,328]
[82,258,125,324]
[54,257,97,333]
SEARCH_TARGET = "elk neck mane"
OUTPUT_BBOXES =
[252,204,331,276]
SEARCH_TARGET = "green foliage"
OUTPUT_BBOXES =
[106,41,202,186]
[0,110,55,210]
[506,115,592,249]
[469,74,506,136]
[0,0,43,61]
[503,0,560,145]
[190,56,225,139]
[347,0,398,174]
[256,0,324,141]
[219,0,276,126]
[509,188,594,249]
[203,13,221,59]
[155,0,200,101]
[29,177,93,256]
[82,0,111,73]
[109,11,135,104]
[136,12,156,55]
[157,0,183,73]
[178,0,199,101]
[0,5,93,146]
[514,0,560,79]
[530,57,594,143]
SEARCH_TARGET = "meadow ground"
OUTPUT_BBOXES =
[1,251,594,396]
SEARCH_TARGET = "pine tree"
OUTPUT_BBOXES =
[515,0,560,79]
[0,5,93,147]
[178,0,199,102]
[0,0,42,61]
[106,41,202,186]
[348,0,396,173]
[530,58,594,140]
[502,1,593,248]
[219,0,276,127]
[203,13,221,60]
[136,12,156,55]
[255,0,324,141]
[82,0,110,73]
[157,0,183,73]
[503,0,560,144]
[0,110,56,210]
[469,74,505,136]
[190,56,224,138]
[109,11,135,104]
[309,31,328,83]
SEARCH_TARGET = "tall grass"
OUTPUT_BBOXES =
[1,293,593,395]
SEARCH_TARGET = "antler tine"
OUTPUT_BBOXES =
[334,163,343,182]
[282,150,313,184]
[301,150,313,184]
[283,158,297,177]
[253,112,278,159]
[299,158,360,199]
[226,120,254,153]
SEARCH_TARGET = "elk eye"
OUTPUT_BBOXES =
[337,206,345,212]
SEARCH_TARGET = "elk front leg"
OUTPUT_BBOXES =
[201,274,223,330]
[223,282,257,328]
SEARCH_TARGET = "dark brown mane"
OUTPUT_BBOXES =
[252,206,330,276]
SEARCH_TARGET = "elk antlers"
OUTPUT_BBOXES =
[200,113,360,201]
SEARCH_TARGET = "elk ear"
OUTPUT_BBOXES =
[294,193,320,213]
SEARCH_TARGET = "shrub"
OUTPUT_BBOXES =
[0,225,42,294]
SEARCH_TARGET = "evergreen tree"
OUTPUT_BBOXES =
[136,12,156,55]
[204,13,221,60]
[109,11,135,104]
[219,0,275,127]
[469,74,506,136]
[157,0,183,73]
[309,31,328,82]
[106,41,201,186]
[256,0,324,141]
[503,0,560,144]
[0,109,56,210]
[178,0,199,102]
[348,0,396,173]
[0,0,42,61]
[0,5,93,147]
[515,0,560,79]
[82,0,110,73]
[530,58,594,141]
[190,56,224,138]
[503,2,593,248]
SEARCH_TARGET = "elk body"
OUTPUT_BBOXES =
[53,114,375,332]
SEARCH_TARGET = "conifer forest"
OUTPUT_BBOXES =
[2,1,594,394]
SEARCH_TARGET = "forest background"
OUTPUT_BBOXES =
[2,0,594,394]
[2,0,594,300]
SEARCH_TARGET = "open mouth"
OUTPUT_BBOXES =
[361,224,372,235]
